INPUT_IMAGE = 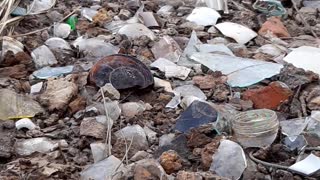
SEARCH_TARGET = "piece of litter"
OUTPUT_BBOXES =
[289,154,320,176]
[215,22,257,44]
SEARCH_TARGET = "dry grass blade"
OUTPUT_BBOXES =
[101,87,113,157]
[0,0,15,35]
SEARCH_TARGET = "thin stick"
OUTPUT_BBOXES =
[8,6,80,38]
[101,87,112,156]
[291,0,318,39]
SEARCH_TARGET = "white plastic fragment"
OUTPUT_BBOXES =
[210,140,247,180]
[53,23,71,39]
[15,118,37,130]
[32,66,74,79]
[80,155,125,180]
[190,53,283,87]
[180,96,202,109]
[166,95,181,109]
[289,154,320,176]
[30,82,43,94]
[215,22,257,44]
[195,44,235,56]
[174,85,207,100]
[151,58,191,80]
[31,45,58,69]
[157,5,174,15]
[283,46,320,75]
[256,44,286,57]
[45,37,72,51]
[15,138,66,156]
[28,0,56,15]
[90,142,106,163]
[118,23,156,40]
[73,36,120,58]
[1,36,24,60]
[187,7,221,26]
[81,8,98,21]
[154,77,173,92]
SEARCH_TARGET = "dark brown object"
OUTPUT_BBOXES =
[89,54,154,89]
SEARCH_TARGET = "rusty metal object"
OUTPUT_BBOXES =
[89,54,154,89]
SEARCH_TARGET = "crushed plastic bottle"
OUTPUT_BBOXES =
[32,66,74,79]
[253,0,286,17]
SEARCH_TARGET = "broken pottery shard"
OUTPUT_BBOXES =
[81,8,98,21]
[139,12,159,28]
[283,46,320,75]
[174,85,207,100]
[280,117,310,141]
[288,154,320,176]
[0,89,44,120]
[45,37,72,51]
[210,140,246,180]
[31,45,58,69]
[29,0,56,15]
[187,7,221,26]
[154,77,173,92]
[242,81,292,110]
[53,23,71,38]
[115,125,148,150]
[215,22,257,44]
[89,54,154,89]
[73,36,120,58]
[151,36,183,63]
[190,53,283,87]
[195,44,235,56]
[150,58,191,80]
[15,118,37,130]
[175,100,218,133]
[90,143,106,163]
[118,23,156,40]
[40,77,78,111]
[15,137,64,156]
[80,155,125,180]
[32,66,74,79]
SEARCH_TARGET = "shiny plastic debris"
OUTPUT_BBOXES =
[215,22,257,44]
[139,12,159,28]
[150,58,191,80]
[288,154,320,176]
[81,8,98,21]
[232,109,279,147]
[177,31,203,67]
[73,36,120,58]
[15,118,37,130]
[210,140,246,180]
[175,100,218,133]
[283,135,307,151]
[89,54,154,89]
[196,0,228,13]
[195,44,235,56]
[174,85,207,100]
[28,0,56,15]
[80,155,125,180]
[190,53,283,87]
[31,45,58,69]
[151,36,183,63]
[66,15,78,31]
[186,7,221,26]
[45,37,72,51]
[15,137,66,156]
[32,66,74,79]
[283,46,320,75]
[118,23,156,40]
[253,0,286,17]
[280,117,310,141]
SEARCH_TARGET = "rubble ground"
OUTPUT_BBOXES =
[1,0,320,179]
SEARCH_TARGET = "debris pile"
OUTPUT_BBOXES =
[1,0,320,179]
